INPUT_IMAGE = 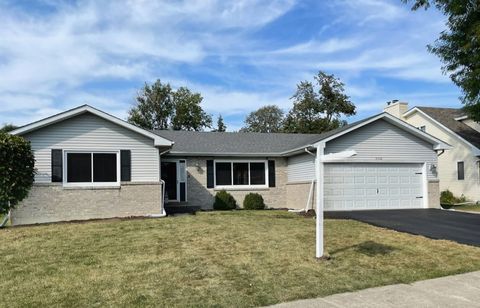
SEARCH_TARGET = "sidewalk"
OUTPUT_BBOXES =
[269,271,480,308]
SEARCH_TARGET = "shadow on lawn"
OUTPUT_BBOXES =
[330,241,396,257]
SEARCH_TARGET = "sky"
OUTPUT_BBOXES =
[0,0,463,131]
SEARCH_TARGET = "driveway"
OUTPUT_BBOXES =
[326,209,480,247]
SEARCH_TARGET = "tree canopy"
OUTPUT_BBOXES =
[0,133,35,215]
[240,105,285,133]
[404,0,480,121]
[171,87,212,131]
[283,71,355,133]
[128,80,212,131]
[0,124,17,133]
[213,114,227,132]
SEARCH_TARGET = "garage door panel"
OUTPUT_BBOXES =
[324,163,424,211]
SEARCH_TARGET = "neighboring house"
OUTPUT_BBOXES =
[384,102,480,202]
[10,105,449,225]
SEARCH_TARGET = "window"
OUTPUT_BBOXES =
[457,161,465,180]
[419,126,426,132]
[65,151,119,186]
[215,162,232,185]
[233,163,249,185]
[214,161,267,187]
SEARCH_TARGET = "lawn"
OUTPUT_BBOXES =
[446,204,480,213]
[2,211,480,307]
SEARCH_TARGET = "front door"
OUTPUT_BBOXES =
[161,161,178,202]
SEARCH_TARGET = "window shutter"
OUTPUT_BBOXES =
[206,160,214,188]
[51,149,63,182]
[121,150,131,181]
[268,160,276,187]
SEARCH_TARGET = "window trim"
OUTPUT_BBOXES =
[63,150,121,187]
[457,161,465,181]
[213,159,269,189]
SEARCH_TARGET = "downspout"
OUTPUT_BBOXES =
[288,147,316,213]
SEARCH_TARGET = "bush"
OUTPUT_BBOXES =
[213,190,237,210]
[0,132,35,214]
[243,193,265,210]
[440,190,467,206]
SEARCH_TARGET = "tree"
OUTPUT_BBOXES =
[0,124,17,133]
[213,114,227,132]
[403,0,480,121]
[0,132,35,215]
[128,80,174,130]
[283,71,355,133]
[127,80,211,131]
[171,87,212,131]
[241,105,285,133]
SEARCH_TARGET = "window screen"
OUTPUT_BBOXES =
[215,162,232,185]
[233,163,249,185]
[93,153,117,182]
[250,162,266,185]
[67,153,92,182]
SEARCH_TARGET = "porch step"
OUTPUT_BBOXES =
[164,205,201,216]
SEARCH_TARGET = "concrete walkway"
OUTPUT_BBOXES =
[270,271,480,308]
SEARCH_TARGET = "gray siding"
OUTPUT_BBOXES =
[23,113,159,183]
[287,153,315,182]
[287,119,438,182]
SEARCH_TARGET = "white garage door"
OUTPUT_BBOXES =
[324,163,424,211]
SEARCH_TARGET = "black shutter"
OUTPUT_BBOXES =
[268,160,276,187]
[206,160,214,188]
[120,150,131,181]
[51,149,63,182]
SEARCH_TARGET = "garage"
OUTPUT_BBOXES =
[324,163,425,210]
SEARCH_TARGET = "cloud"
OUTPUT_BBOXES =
[0,0,461,130]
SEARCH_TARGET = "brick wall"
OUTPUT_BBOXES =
[184,157,288,209]
[11,182,163,225]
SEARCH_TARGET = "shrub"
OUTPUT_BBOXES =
[0,132,35,214]
[243,193,265,210]
[213,190,236,210]
[440,190,468,206]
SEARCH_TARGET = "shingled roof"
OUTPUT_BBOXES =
[416,107,480,150]
[153,130,323,155]
[153,113,447,156]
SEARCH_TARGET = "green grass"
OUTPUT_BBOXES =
[447,204,480,212]
[2,211,480,307]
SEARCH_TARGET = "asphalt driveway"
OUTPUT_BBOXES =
[326,209,480,247]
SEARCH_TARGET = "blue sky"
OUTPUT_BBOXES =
[0,0,462,131]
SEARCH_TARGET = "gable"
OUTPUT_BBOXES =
[325,119,437,165]
[11,105,172,147]
[23,113,160,183]
[405,110,478,154]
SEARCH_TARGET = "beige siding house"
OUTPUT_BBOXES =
[10,105,449,225]
[385,102,480,202]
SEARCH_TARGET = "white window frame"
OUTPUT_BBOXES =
[63,150,121,187]
[214,159,269,190]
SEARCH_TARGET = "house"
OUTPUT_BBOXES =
[384,101,480,202]
[10,105,449,225]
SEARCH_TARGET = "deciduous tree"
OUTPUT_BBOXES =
[403,0,480,121]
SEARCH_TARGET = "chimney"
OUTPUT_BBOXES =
[384,100,408,119]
